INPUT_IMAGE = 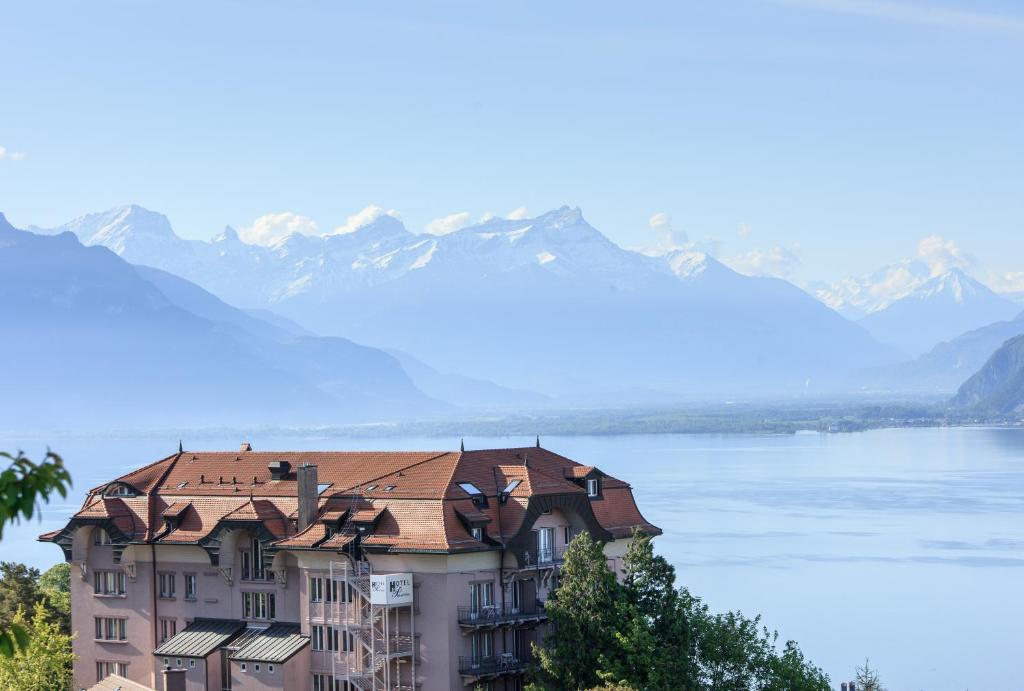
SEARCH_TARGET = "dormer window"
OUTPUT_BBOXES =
[103,483,133,497]
[587,478,600,497]
[471,527,483,541]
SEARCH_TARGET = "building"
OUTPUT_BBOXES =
[41,443,660,691]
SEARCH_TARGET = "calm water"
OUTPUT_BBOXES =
[4,427,1023,690]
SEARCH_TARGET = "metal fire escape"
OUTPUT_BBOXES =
[329,559,416,691]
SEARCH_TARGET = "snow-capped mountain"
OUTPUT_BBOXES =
[857,269,1020,356]
[810,259,936,319]
[0,213,440,429]
[34,204,901,398]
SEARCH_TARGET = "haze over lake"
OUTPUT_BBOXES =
[6,426,1022,690]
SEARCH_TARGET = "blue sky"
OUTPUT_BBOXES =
[1,0,1022,285]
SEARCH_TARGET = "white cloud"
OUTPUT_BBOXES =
[0,146,26,161]
[725,243,801,278]
[646,213,689,253]
[777,0,1024,36]
[985,270,1024,296]
[506,207,529,220]
[333,205,402,234]
[737,222,753,238]
[915,234,975,276]
[425,211,473,236]
[480,211,497,222]
[238,212,319,246]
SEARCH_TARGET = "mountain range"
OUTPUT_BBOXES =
[951,334,1024,414]
[32,204,903,400]
[0,213,442,429]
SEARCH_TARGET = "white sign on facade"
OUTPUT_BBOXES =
[369,573,414,605]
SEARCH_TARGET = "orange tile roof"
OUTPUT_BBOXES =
[43,446,659,554]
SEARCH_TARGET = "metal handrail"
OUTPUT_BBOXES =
[458,653,533,676]
[456,603,547,625]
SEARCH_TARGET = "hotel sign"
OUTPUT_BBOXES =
[370,573,414,605]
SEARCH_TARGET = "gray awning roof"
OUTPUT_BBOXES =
[228,623,309,663]
[153,618,246,658]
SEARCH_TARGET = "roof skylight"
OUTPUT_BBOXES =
[365,484,378,491]
[384,485,396,492]
[502,479,521,494]
[458,482,483,495]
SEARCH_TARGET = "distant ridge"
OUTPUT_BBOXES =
[951,334,1024,414]
[34,204,901,400]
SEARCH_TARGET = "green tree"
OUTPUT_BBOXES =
[0,603,74,690]
[681,589,829,691]
[532,531,624,690]
[0,450,71,658]
[39,563,71,636]
[0,563,40,631]
[855,659,887,691]
[606,531,696,690]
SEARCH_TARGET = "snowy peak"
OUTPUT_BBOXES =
[858,268,1020,356]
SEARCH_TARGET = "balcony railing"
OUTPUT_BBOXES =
[518,545,567,568]
[458,653,533,678]
[457,603,547,627]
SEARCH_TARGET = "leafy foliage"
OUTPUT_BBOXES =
[531,529,830,691]
[533,531,624,690]
[855,659,887,691]
[0,603,75,690]
[0,450,71,658]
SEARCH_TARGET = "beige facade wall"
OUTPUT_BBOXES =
[68,512,632,690]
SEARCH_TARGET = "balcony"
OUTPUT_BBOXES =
[458,653,533,679]
[516,545,567,569]
[457,603,548,629]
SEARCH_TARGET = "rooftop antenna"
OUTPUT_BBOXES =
[536,435,540,448]
[460,438,465,452]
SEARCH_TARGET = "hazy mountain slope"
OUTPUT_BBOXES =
[951,335,1024,413]
[881,311,1024,392]
[384,349,551,409]
[135,264,433,408]
[39,205,901,399]
[858,270,1019,356]
[0,215,433,428]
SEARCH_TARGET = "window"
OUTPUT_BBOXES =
[471,631,493,663]
[96,661,128,680]
[104,483,132,497]
[184,573,197,600]
[509,580,521,613]
[242,591,276,620]
[458,482,482,495]
[587,477,600,497]
[324,578,342,603]
[268,664,275,673]
[314,674,340,691]
[564,526,573,545]
[240,662,247,672]
[159,618,177,644]
[469,581,494,615]
[384,485,396,492]
[255,663,261,673]
[93,570,126,596]
[537,527,555,563]
[310,576,324,603]
[365,484,378,491]
[189,659,196,668]
[93,528,113,545]
[158,573,176,599]
[94,617,127,641]
[241,538,269,581]
[471,526,483,541]
[176,659,182,668]
[503,479,521,494]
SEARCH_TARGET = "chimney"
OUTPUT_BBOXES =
[842,684,848,691]
[162,667,186,691]
[297,464,318,531]
[268,460,291,481]
[240,441,252,452]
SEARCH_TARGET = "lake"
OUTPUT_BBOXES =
[4,427,1022,690]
